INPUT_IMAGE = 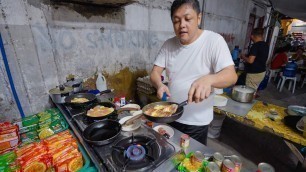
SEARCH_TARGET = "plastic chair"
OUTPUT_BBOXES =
[277,76,297,93]
[268,68,281,82]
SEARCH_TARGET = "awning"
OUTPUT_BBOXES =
[269,0,306,22]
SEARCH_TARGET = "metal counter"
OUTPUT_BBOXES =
[56,103,215,172]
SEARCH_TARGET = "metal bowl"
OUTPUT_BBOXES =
[287,105,306,116]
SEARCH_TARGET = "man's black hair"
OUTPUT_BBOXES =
[251,28,264,36]
[171,0,201,19]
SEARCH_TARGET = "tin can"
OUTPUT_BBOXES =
[180,134,190,148]
[221,159,235,172]
[206,162,221,172]
[213,152,224,167]
[229,155,242,172]
[257,162,275,172]
[190,151,204,167]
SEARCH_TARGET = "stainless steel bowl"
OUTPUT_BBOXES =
[231,85,256,103]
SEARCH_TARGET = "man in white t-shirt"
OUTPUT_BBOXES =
[150,0,237,145]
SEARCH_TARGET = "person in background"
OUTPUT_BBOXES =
[150,0,237,145]
[292,47,306,66]
[240,28,269,91]
[270,45,291,70]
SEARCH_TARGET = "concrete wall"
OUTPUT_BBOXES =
[202,0,253,50]
[0,0,174,122]
[0,0,260,122]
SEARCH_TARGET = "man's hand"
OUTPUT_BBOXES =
[188,75,213,103]
[157,83,171,100]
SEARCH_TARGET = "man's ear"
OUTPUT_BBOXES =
[197,13,202,26]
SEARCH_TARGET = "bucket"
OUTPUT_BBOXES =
[208,113,226,139]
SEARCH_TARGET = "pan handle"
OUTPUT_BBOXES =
[178,100,188,108]
[123,113,143,126]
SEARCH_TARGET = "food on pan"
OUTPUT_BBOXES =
[145,104,178,117]
[87,105,114,117]
[71,97,89,103]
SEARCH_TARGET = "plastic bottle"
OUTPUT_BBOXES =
[231,45,240,61]
[96,73,107,92]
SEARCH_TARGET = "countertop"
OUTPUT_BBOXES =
[214,98,306,146]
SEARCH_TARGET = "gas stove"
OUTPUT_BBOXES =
[63,103,180,172]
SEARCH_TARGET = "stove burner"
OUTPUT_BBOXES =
[111,135,161,171]
[125,144,146,161]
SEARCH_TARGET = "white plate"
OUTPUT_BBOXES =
[153,125,174,138]
[119,116,141,132]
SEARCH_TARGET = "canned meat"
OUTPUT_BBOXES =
[206,162,221,172]
[213,152,224,167]
[229,155,242,172]
[257,162,275,172]
[221,159,235,172]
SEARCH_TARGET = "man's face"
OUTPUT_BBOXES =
[172,4,201,45]
[297,49,303,55]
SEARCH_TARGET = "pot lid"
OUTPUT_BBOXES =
[233,85,256,93]
[49,85,73,94]
[64,78,83,87]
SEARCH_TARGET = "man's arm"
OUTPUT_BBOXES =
[150,65,164,89]
[241,54,256,64]
[188,65,237,103]
[150,65,171,99]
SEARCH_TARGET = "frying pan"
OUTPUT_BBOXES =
[142,100,188,123]
[84,102,117,121]
[65,93,97,108]
[65,89,113,109]
[83,119,121,146]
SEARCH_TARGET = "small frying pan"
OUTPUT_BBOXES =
[83,119,121,146]
[85,102,117,121]
[65,93,97,108]
[142,100,188,123]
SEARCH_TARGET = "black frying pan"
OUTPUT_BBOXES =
[85,102,117,121]
[83,119,121,146]
[65,93,97,108]
[142,100,188,123]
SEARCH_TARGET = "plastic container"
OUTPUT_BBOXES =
[78,143,97,172]
[283,61,298,77]
[231,45,239,61]
[96,73,107,92]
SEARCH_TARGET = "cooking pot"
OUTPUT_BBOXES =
[231,85,256,103]
[49,85,74,104]
[64,78,83,93]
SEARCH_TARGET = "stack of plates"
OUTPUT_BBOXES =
[214,95,228,107]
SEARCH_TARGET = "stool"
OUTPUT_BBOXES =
[277,76,297,93]
[268,68,281,83]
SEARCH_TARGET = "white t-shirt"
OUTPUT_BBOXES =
[154,30,234,126]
